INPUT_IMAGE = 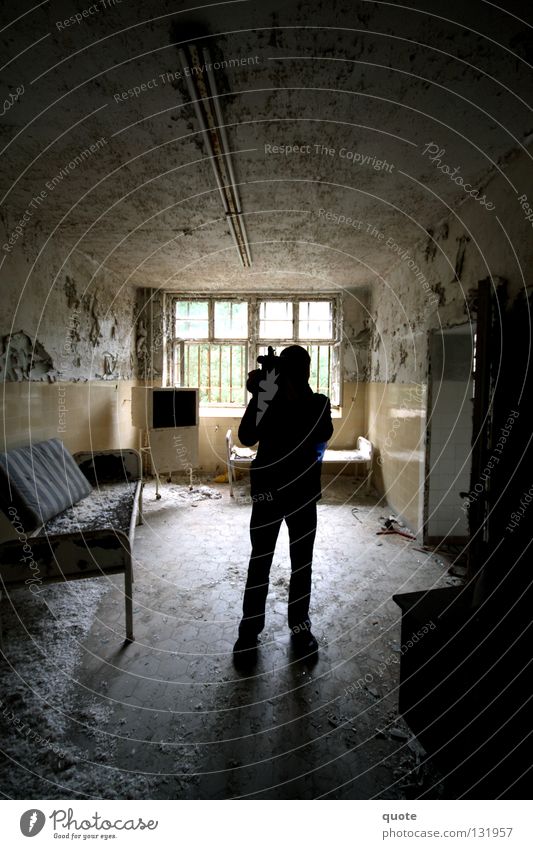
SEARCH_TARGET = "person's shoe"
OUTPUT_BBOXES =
[233,634,259,669]
[291,630,319,657]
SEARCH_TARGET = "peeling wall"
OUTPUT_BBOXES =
[0,330,56,382]
[368,144,533,386]
[0,224,138,451]
[0,234,137,383]
[341,287,371,383]
[367,144,533,530]
[0,220,135,382]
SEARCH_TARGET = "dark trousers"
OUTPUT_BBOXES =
[239,498,317,637]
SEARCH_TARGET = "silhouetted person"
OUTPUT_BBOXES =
[233,345,333,666]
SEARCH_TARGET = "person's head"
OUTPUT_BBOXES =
[279,345,311,387]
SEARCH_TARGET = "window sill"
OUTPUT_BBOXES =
[199,405,343,419]
[199,406,246,418]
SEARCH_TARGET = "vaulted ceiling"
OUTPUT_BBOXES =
[1,0,531,292]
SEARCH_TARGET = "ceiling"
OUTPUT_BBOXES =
[1,0,532,292]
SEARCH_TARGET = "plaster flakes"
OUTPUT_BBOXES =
[63,276,80,310]
[432,282,447,307]
[439,223,449,241]
[454,235,470,281]
[102,351,118,377]
[42,482,136,536]
[0,330,56,382]
[424,229,437,263]
[82,292,103,348]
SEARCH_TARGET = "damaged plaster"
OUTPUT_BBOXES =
[0,235,137,382]
[63,276,80,310]
[368,144,533,385]
[0,330,56,382]
[82,292,104,348]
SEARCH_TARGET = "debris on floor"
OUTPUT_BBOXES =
[212,472,229,483]
[1,476,450,800]
[152,483,223,502]
[42,482,136,535]
[377,516,417,540]
[0,579,153,799]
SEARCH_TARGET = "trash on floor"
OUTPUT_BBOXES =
[376,516,417,540]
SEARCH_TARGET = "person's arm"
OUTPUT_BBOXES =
[238,395,260,446]
[316,396,334,442]
[238,368,280,445]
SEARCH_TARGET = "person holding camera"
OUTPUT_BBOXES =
[233,345,334,666]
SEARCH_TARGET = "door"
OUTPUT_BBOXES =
[425,324,476,543]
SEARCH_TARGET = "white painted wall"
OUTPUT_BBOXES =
[427,327,474,539]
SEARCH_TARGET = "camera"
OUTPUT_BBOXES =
[256,345,283,376]
[246,346,285,396]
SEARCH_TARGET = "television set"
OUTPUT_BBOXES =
[131,387,199,431]
[152,389,197,429]
[131,387,200,474]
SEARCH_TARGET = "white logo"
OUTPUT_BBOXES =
[20,810,46,837]
[256,369,278,425]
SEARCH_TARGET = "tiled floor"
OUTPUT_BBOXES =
[1,476,458,799]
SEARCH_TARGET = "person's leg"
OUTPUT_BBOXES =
[239,500,283,638]
[285,501,317,634]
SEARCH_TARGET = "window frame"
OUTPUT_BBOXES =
[166,293,342,409]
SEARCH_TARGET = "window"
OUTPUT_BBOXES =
[169,295,341,407]
[259,301,293,339]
